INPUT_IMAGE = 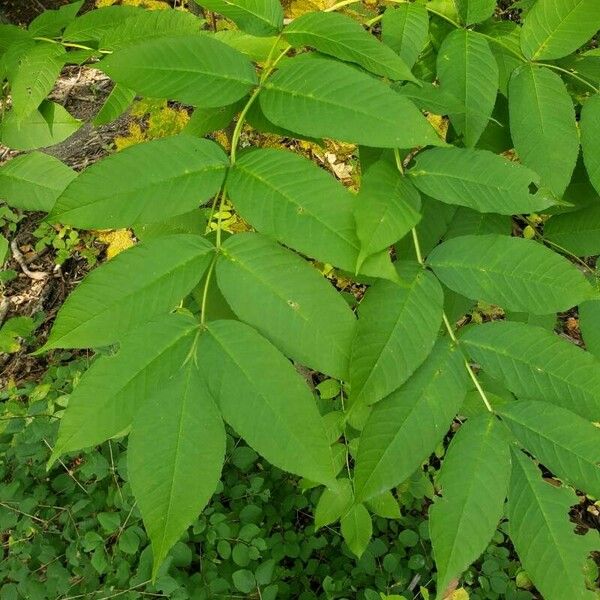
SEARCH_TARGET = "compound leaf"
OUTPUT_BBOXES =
[197,320,336,486]
[0,151,75,212]
[381,3,429,69]
[100,34,258,107]
[50,136,228,229]
[462,321,600,421]
[428,234,593,314]
[520,0,600,60]
[284,11,416,81]
[430,414,511,599]
[42,235,214,350]
[455,0,496,25]
[315,479,353,529]
[193,0,283,36]
[349,263,443,407]
[260,55,443,149]
[340,504,372,558]
[544,204,600,256]
[581,94,600,196]
[508,449,598,600]
[51,313,199,463]
[354,340,468,502]
[437,29,498,147]
[217,233,356,379]
[355,157,421,268]
[129,362,225,577]
[509,65,578,196]
[410,147,553,214]
[226,148,396,279]
[499,400,600,498]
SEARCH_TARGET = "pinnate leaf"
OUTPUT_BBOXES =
[51,314,199,463]
[129,362,225,577]
[0,152,75,212]
[217,233,356,379]
[427,234,594,314]
[340,504,372,558]
[226,148,397,279]
[508,449,598,600]
[437,29,498,147]
[197,320,336,486]
[284,11,416,81]
[520,0,600,60]
[260,55,443,149]
[509,65,578,196]
[544,204,600,256]
[381,3,429,69]
[581,94,600,196]
[349,263,443,407]
[354,340,468,502]
[410,147,553,215]
[100,35,257,108]
[41,235,214,351]
[455,0,496,25]
[193,0,283,36]
[49,135,228,229]
[315,479,353,529]
[430,414,511,599]
[462,321,600,421]
[499,400,600,498]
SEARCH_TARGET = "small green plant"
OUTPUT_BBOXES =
[1,0,599,598]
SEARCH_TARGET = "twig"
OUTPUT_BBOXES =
[10,239,48,281]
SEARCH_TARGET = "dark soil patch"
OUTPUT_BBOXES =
[1,0,96,26]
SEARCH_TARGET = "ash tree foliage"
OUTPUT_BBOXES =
[1,0,600,597]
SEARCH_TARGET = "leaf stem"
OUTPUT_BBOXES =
[34,36,112,55]
[410,222,493,413]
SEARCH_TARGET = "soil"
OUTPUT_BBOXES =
[1,0,96,26]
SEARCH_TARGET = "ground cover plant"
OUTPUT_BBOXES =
[0,0,599,598]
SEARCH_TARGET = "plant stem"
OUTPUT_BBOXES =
[34,36,112,55]
[410,217,493,413]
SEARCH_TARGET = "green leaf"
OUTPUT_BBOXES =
[197,0,282,36]
[284,11,415,81]
[99,9,202,50]
[216,233,356,379]
[430,414,511,599]
[544,205,600,256]
[427,234,593,314]
[508,449,598,600]
[579,298,600,358]
[394,81,465,116]
[50,313,199,463]
[410,147,552,214]
[455,0,496,24]
[63,6,141,42]
[197,320,336,486]
[213,30,287,61]
[0,152,76,212]
[349,263,443,407]
[365,490,401,519]
[508,65,579,196]
[1,101,81,151]
[28,1,84,37]
[10,43,65,121]
[340,504,372,558]
[355,157,421,268]
[260,55,443,149]
[184,100,244,137]
[100,35,257,108]
[41,235,214,350]
[437,29,498,147]
[226,148,396,279]
[462,321,600,421]
[381,3,429,69]
[444,207,511,240]
[499,400,600,498]
[354,339,468,502]
[581,94,600,196]
[49,136,227,229]
[129,362,225,577]
[315,479,353,529]
[520,0,600,60]
[93,84,136,127]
